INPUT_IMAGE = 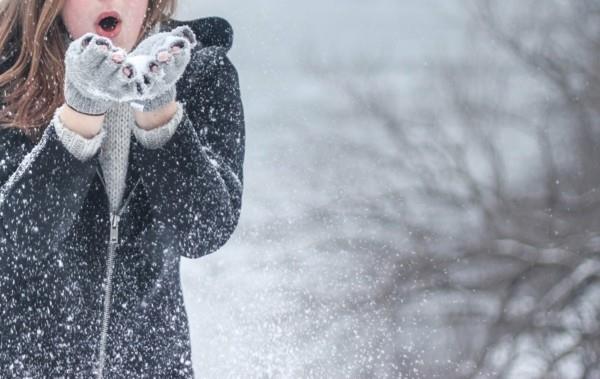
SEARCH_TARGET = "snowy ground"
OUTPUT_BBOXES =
[173,1,467,377]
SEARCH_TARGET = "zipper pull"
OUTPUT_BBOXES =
[110,213,120,245]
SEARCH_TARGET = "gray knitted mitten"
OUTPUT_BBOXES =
[125,26,198,112]
[64,33,134,115]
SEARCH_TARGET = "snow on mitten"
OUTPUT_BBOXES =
[64,33,134,115]
[124,26,198,112]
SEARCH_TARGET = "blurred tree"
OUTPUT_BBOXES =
[306,0,600,377]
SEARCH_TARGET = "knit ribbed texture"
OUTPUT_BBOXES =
[132,101,182,149]
[98,102,133,212]
[140,87,177,113]
[53,105,106,162]
[64,80,112,116]
[55,102,182,212]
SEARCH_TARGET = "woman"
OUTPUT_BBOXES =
[0,0,245,377]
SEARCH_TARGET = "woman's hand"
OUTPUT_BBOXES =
[63,33,134,115]
[124,26,198,112]
[63,26,197,117]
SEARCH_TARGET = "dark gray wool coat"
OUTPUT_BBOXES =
[0,17,244,378]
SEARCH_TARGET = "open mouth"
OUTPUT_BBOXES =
[95,11,122,38]
[100,16,119,31]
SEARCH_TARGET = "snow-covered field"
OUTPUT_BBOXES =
[174,1,466,377]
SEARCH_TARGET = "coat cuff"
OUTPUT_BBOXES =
[53,106,106,162]
[131,102,183,149]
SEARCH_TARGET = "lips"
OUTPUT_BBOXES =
[95,11,122,39]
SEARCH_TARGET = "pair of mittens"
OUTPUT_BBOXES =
[64,26,198,115]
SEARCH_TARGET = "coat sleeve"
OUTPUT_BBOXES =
[0,114,101,253]
[131,44,245,259]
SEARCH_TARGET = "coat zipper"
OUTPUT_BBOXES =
[93,165,141,378]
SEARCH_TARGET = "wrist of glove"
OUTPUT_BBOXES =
[130,87,176,113]
[63,26,197,115]
[64,80,112,116]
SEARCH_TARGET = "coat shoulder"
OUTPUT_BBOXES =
[161,16,234,53]
[169,16,241,113]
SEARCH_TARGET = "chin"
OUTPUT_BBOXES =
[109,37,131,51]
[122,41,136,52]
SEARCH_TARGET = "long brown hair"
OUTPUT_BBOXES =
[0,0,177,144]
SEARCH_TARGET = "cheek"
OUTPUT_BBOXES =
[126,0,149,28]
[61,0,90,39]
[121,0,149,42]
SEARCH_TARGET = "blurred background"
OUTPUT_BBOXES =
[174,1,600,378]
